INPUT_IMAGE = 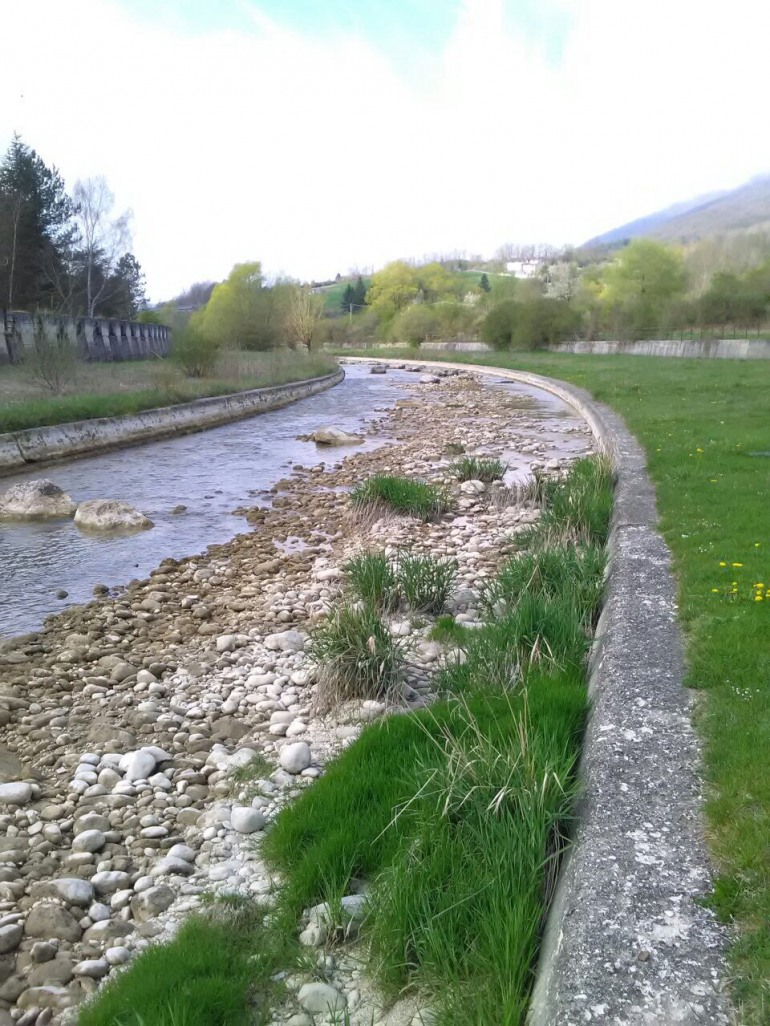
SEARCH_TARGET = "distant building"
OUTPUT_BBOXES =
[505,260,540,279]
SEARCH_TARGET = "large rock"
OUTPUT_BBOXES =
[30,879,94,907]
[74,499,153,531]
[25,904,83,942]
[0,480,76,519]
[130,885,175,923]
[0,782,32,805]
[0,747,22,783]
[310,427,364,446]
[298,982,346,1014]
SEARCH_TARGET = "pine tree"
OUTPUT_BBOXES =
[0,135,73,311]
[340,283,355,312]
[353,276,368,306]
[479,272,491,293]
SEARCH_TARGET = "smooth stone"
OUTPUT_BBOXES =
[73,958,110,978]
[72,829,106,853]
[30,879,94,907]
[0,923,22,954]
[230,807,266,834]
[130,885,175,922]
[25,904,82,942]
[279,742,311,774]
[0,782,32,805]
[297,982,346,1014]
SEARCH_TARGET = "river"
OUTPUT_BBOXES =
[0,364,585,638]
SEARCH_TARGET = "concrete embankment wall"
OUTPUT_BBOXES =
[0,368,344,475]
[550,337,770,359]
[343,357,729,1024]
[342,337,770,359]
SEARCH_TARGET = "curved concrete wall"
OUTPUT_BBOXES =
[343,357,729,1024]
[0,368,344,474]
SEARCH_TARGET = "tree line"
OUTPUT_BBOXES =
[0,135,146,320]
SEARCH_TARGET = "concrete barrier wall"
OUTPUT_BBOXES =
[550,337,770,359]
[1,312,171,365]
[0,368,344,474]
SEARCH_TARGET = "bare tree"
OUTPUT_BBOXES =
[72,176,132,316]
[285,285,324,350]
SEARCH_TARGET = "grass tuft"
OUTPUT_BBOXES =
[342,551,399,612]
[451,456,507,483]
[350,475,453,522]
[309,603,405,711]
[396,552,457,614]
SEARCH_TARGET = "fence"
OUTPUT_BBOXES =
[0,311,171,366]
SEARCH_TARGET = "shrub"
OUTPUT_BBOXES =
[451,456,507,483]
[480,300,518,350]
[343,551,399,611]
[23,316,78,394]
[172,324,219,377]
[396,552,457,614]
[388,304,444,347]
[351,475,453,522]
[309,604,405,711]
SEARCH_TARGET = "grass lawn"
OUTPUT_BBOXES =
[343,346,770,1021]
[0,349,337,434]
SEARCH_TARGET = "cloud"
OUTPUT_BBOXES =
[1,0,769,299]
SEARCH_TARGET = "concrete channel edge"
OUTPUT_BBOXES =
[0,368,345,475]
[344,357,731,1025]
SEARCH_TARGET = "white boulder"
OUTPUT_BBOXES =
[280,742,311,774]
[74,499,153,531]
[310,427,364,446]
[0,480,76,519]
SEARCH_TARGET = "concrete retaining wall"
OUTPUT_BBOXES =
[0,368,344,475]
[1,312,171,365]
[343,357,730,1024]
[550,337,770,359]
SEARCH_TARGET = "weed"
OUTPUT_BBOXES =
[351,475,453,522]
[451,455,507,483]
[396,552,457,614]
[309,603,405,712]
[428,615,472,647]
[343,551,399,612]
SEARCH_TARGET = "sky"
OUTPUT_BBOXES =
[2,0,770,301]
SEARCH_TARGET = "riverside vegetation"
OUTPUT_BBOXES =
[350,348,770,1024]
[0,350,338,435]
[0,369,603,1025]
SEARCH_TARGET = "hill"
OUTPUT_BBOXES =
[585,174,770,247]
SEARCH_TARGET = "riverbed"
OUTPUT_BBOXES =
[0,365,583,638]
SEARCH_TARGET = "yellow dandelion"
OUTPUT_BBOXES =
[732,562,743,567]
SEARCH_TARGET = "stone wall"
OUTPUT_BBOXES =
[549,338,770,359]
[0,312,171,365]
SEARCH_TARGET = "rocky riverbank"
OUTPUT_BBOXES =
[0,368,594,1025]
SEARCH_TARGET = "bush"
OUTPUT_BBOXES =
[451,456,507,483]
[309,604,405,711]
[396,552,457,614]
[22,316,78,394]
[172,324,219,377]
[480,300,518,350]
[351,475,453,522]
[388,304,444,347]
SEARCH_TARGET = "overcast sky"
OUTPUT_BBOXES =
[2,0,769,301]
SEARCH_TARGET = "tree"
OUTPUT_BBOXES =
[600,240,686,339]
[199,263,294,351]
[107,253,147,318]
[0,135,73,311]
[285,285,323,349]
[365,261,419,321]
[352,276,368,307]
[388,304,444,347]
[340,283,355,313]
[479,272,491,293]
[71,176,132,316]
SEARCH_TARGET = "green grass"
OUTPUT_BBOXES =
[451,455,507,482]
[0,350,338,433]
[308,603,405,711]
[340,346,770,1021]
[343,551,399,612]
[351,475,453,522]
[395,552,457,614]
[428,614,473,646]
[77,906,283,1026]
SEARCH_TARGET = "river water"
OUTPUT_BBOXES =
[0,365,586,638]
